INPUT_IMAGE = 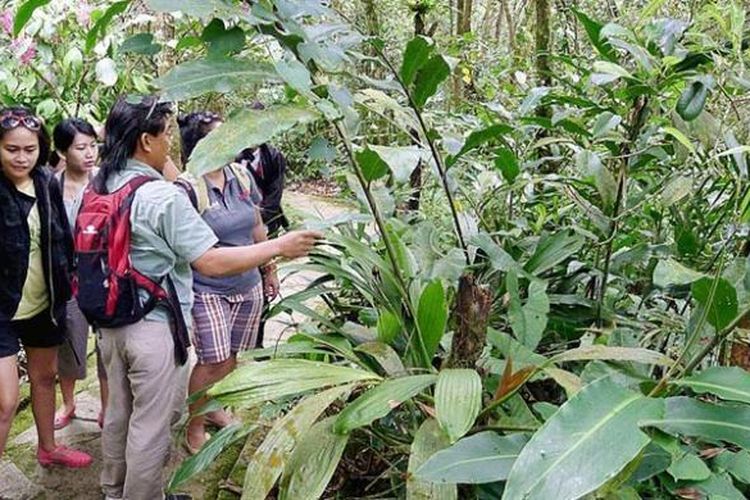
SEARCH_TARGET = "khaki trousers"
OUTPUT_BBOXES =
[99,320,177,500]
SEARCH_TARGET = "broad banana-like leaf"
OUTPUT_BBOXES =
[673,366,750,404]
[334,374,437,434]
[240,384,353,500]
[435,369,482,443]
[278,417,349,500]
[548,345,673,366]
[415,431,527,484]
[503,378,662,500]
[641,397,750,449]
[154,57,276,101]
[209,359,379,407]
[407,419,457,500]
[187,105,319,177]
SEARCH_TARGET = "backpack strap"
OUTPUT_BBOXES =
[174,171,210,214]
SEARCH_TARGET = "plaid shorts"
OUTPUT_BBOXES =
[191,284,264,364]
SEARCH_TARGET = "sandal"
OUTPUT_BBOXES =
[37,445,93,468]
[53,407,76,430]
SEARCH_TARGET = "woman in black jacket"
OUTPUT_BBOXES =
[0,106,92,467]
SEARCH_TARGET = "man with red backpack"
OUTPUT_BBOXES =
[73,95,321,500]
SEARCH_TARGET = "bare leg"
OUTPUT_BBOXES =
[25,346,59,452]
[56,376,77,418]
[186,356,236,449]
[0,354,19,457]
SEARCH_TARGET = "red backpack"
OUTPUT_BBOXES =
[73,176,189,365]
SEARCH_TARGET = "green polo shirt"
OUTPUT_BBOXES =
[92,159,218,324]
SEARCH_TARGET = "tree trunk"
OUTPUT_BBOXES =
[535,0,552,89]
[407,6,427,211]
[447,275,492,369]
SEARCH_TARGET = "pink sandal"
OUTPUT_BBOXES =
[53,408,76,430]
[37,445,93,468]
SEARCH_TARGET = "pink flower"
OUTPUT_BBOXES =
[19,43,36,65]
[0,10,13,35]
[75,3,92,26]
[10,37,37,65]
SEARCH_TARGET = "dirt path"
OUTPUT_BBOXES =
[0,191,351,500]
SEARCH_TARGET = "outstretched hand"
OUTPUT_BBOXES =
[276,230,323,259]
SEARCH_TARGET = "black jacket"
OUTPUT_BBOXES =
[0,167,73,324]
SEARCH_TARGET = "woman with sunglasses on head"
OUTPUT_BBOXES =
[176,111,281,453]
[0,107,93,467]
[77,96,320,499]
[51,118,109,431]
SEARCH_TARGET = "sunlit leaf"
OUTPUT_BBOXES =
[407,419,457,499]
[435,369,482,443]
[416,431,527,484]
[503,378,663,500]
[333,375,437,434]
[188,105,319,177]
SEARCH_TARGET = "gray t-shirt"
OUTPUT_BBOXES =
[193,166,263,295]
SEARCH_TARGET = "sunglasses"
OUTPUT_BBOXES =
[196,111,220,124]
[0,112,42,131]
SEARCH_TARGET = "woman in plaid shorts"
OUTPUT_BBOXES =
[178,111,280,453]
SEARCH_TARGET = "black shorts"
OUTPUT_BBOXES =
[0,309,66,358]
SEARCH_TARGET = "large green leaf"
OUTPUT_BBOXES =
[355,342,406,377]
[168,423,253,491]
[507,272,549,350]
[642,397,750,449]
[447,124,513,168]
[415,431,527,484]
[572,9,617,61]
[713,450,750,484]
[676,76,713,122]
[400,36,434,86]
[435,369,482,443]
[653,258,705,288]
[691,277,738,330]
[208,359,379,407]
[412,55,451,109]
[85,1,130,53]
[187,105,319,176]
[502,378,663,500]
[495,147,520,183]
[417,280,448,361]
[470,233,522,273]
[333,374,437,434]
[548,345,673,366]
[368,145,429,183]
[13,0,50,36]
[154,57,277,101]
[240,385,353,500]
[201,18,245,57]
[673,366,750,404]
[119,33,161,56]
[278,417,349,500]
[407,419,457,500]
[525,230,584,276]
[356,147,389,182]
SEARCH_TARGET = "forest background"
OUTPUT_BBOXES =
[3,0,750,498]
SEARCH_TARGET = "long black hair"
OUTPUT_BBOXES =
[0,106,50,172]
[53,117,97,153]
[177,111,222,165]
[93,95,172,192]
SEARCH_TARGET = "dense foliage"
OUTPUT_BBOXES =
[7,0,750,498]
